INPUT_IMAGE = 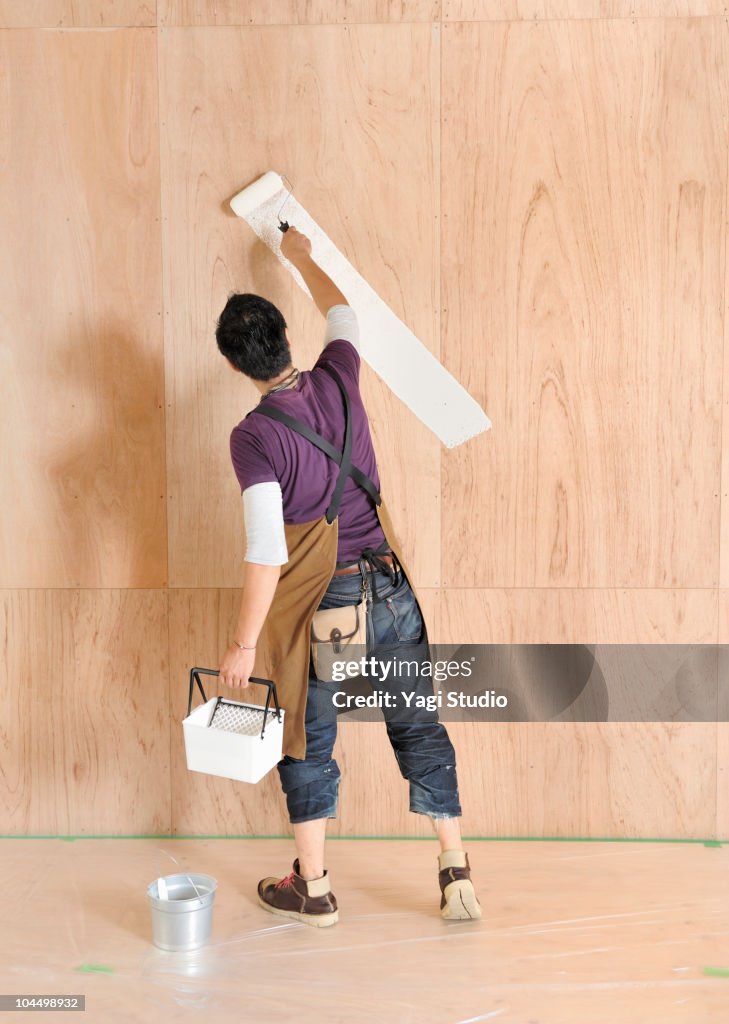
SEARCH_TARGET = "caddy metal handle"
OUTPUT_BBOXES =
[187,667,281,739]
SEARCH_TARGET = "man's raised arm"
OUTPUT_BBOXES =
[280,226,348,317]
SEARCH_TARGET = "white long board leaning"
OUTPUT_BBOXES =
[230,171,491,449]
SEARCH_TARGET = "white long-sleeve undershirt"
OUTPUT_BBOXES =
[324,304,359,350]
[243,482,289,565]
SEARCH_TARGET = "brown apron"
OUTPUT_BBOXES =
[247,366,422,761]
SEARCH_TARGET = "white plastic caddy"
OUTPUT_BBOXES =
[183,667,285,784]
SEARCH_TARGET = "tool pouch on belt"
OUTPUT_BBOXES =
[310,603,365,683]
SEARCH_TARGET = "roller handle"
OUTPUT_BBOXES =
[187,667,282,739]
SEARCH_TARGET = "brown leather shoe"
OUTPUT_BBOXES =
[257,858,339,927]
[438,850,482,920]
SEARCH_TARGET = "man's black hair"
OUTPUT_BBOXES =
[215,293,291,381]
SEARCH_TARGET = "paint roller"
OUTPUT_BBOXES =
[226,170,492,447]
[230,171,293,233]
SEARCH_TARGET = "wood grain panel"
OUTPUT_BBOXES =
[172,587,719,839]
[527,722,716,840]
[437,720,716,839]
[443,0,726,18]
[441,18,727,589]
[718,721,729,839]
[170,588,440,837]
[435,588,718,645]
[715,591,729,838]
[301,716,717,838]
[0,0,155,25]
[437,588,719,837]
[159,0,439,26]
[171,576,724,837]
[721,19,729,595]
[159,25,440,588]
[0,590,169,836]
[0,29,166,587]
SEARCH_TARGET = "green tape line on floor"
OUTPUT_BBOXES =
[0,835,726,844]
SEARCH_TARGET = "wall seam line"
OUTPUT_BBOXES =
[153,12,173,838]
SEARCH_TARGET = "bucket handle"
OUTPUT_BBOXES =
[187,667,282,740]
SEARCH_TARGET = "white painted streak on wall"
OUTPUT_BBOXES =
[233,174,491,449]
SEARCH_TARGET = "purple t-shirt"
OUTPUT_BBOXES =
[230,339,387,563]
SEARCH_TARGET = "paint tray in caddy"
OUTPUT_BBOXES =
[183,668,284,784]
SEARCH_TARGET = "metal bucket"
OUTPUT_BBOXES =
[147,873,217,951]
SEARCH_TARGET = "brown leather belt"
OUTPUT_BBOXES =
[332,552,396,577]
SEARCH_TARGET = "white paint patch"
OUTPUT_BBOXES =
[231,172,491,449]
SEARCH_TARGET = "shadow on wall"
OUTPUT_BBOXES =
[47,320,166,588]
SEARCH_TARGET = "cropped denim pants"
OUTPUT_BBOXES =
[276,563,462,824]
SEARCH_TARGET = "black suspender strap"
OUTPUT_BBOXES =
[252,402,381,509]
[320,365,353,522]
[250,363,382,523]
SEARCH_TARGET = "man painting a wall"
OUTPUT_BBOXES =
[215,226,481,927]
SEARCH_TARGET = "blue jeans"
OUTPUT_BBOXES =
[276,563,462,824]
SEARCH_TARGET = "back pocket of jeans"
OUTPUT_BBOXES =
[383,586,423,643]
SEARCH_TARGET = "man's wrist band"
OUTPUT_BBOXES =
[232,640,256,651]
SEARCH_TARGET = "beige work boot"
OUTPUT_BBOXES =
[438,850,482,920]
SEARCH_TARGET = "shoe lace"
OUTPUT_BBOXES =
[274,871,296,889]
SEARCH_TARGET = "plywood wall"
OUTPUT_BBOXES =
[1,2,727,840]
